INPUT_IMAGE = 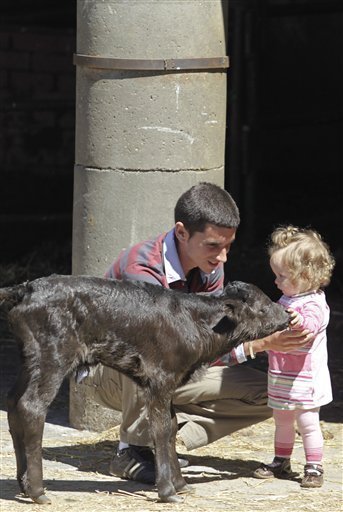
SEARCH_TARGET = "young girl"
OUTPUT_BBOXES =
[253,225,335,488]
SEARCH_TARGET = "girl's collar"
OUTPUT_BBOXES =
[291,289,319,298]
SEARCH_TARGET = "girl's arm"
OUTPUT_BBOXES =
[287,300,325,335]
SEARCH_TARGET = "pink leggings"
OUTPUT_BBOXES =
[273,408,323,464]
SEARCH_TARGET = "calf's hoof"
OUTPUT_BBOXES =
[160,493,184,503]
[32,493,52,505]
[176,482,194,495]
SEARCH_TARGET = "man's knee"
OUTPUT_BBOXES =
[91,365,123,411]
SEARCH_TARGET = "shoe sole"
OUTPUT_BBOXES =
[253,469,296,480]
[300,480,323,488]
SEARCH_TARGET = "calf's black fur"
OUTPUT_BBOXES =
[1,275,289,504]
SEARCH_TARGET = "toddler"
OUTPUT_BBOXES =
[253,225,335,488]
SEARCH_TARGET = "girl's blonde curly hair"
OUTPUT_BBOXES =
[268,225,335,290]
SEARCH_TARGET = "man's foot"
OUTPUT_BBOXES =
[109,445,155,484]
[253,457,294,479]
[109,445,189,484]
[300,464,324,488]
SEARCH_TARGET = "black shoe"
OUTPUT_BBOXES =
[109,445,155,484]
[152,446,189,469]
[109,445,189,484]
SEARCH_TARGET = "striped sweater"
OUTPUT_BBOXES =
[105,229,242,366]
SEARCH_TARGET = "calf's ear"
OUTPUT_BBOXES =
[223,281,249,301]
[223,298,245,317]
[212,301,238,334]
[212,314,237,334]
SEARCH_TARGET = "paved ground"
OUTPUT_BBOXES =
[1,403,342,512]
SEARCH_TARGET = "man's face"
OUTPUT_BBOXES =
[175,222,237,275]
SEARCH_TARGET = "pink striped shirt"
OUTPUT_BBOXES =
[268,290,332,410]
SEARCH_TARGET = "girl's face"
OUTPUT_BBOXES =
[270,251,307,296]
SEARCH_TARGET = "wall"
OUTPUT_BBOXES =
[0,26,75,259]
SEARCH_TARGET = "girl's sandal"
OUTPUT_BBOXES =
[300,464,324,488]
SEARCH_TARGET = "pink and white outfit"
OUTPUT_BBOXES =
[268,290,332,464]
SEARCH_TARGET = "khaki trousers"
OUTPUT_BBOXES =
[87,364,271,450]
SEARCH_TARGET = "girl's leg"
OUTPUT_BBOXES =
[253,409,296,479]
[296,408,324,488]
[295,408,323,464]
[274,409,296,459]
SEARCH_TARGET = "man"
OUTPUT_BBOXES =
[89,182,312,484]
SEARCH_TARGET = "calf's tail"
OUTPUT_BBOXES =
[0,283,28,312]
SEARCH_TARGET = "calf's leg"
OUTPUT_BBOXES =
[8,371,65,504]
[7,392,28,495]
[7,370,31,494]
[169,406,193,494]
[147,391,188,503]
[8,391,49,503]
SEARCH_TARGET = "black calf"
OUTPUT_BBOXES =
[1,275,289,504]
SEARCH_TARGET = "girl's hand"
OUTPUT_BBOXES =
[287,308,304,329]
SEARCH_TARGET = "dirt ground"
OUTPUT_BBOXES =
[0,246,342,512]
[1,411,342,512]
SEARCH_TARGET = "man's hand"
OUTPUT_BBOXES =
[253,328,313,354]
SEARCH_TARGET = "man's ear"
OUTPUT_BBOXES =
[175,222,190,243]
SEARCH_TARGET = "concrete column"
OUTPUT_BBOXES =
[70,0,228,431]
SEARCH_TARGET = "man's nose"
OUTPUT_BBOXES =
[216,248,227,263]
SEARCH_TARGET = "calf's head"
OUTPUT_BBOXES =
[214,281,289,343]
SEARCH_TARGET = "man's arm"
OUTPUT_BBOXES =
[212,328,314,367]
[105,235,168,287]
[246,328,314,356]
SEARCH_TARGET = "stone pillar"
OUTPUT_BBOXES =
[70,0,228,431]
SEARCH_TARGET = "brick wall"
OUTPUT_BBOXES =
[0,27,76,258]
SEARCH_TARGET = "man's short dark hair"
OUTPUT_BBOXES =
[174,182,240,236]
